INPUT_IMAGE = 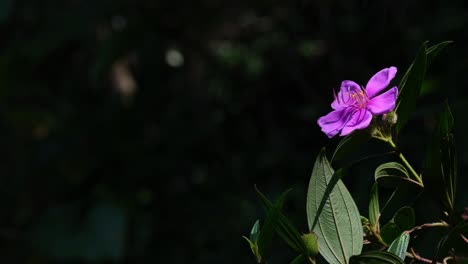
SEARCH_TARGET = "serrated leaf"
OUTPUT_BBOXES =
[387,232,410,261]
[306,149,363,264]
[369,183,380,232]
[393,207,415,231]
[350,251,405,264]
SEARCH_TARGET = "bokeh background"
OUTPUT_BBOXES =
[0,0,467,263]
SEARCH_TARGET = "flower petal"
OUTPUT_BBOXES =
[340,109,373,136]
[365,66,397,99]
[318,108,354,138]
[366,86,398,115]
[331,80,361,109]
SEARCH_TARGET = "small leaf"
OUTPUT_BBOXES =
[387,232,410,261]
[306,149,363,264]
[242,236,261,263]
[242,236,255,249]
[396,41,427,133]
[250,220,261,242]
[380,222,401,245]
[350,251,405,264]
[393,207,415,231]
[374,162,421,189]
[368,183,380,232]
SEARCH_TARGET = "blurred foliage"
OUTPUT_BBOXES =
[0,0,467,263]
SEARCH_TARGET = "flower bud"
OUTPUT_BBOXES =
[382,111,398,125]
[301,232,319,257]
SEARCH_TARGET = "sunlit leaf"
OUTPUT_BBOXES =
[374,162,421,188]
[387,232,410,261]
[306,149,363,264]
[250,220,261,242]
[369,183,380,232]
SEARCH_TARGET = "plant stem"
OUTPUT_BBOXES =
[386,138,424,186]
[373,131,424,187]
[307,256,316,264]
[407,248,443,264]
[407,221,449,234]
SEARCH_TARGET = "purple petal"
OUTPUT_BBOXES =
[340,109,373,136]
[331,80,361,109]
[365,67,397,99]
[318,108,354,138]
[366,86,398,115]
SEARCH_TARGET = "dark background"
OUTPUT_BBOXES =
[0,0,467,263]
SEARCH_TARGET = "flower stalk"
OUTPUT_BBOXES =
[372,130,424,187]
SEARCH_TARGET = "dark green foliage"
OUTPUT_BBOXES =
[0,1,467,264]
[350,251,404,264]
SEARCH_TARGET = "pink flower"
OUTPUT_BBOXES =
[318,67,398,138]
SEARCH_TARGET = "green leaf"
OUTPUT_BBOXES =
[434,223,468,261]
[396,42,427,133]
[256,187,290,257]
[350,251,405,264]
[393,207,415,231]
[242,236,261,263]
[244,220,262,262]
[426,41,453,67]
[368,183,380,232]
[256,187,307,254]
[250,220,261,242]
[380,207,415,245]
[396,41,451,133]
[374,163,421,222]
[290,254,305,264]
[387,232,410,261]
[423,102,457,212]
[374,162,420,188]
[331,130,371,164]
[306,149,363,264]
[380,222,401,245]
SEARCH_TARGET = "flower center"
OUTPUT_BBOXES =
[347,86,368,108]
